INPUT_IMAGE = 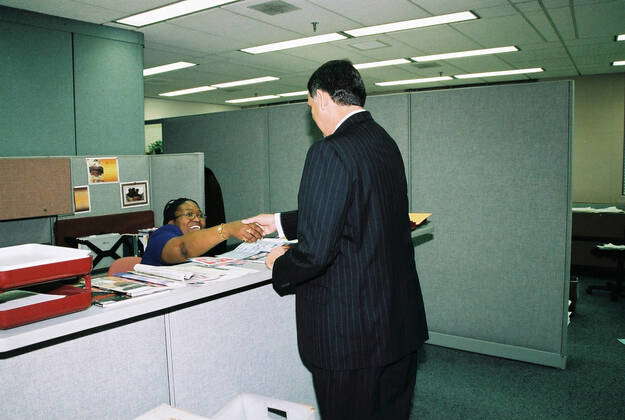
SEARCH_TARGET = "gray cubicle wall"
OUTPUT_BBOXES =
[150,153,206,227]
[0,153,205,247]
[163,110,270,224]
[0,6,145,157]
[162,81,572,368]
[411,82,572,368]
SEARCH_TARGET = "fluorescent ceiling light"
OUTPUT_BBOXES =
[454,67,544,79]
[375,76,453,86]
[412,46,518,62]
[143,61,196,76]
[617,34,625,41]
[278,91,308,97]
[211,76,279,88]
[159,86,216,97]
[354,58,411,69]
[344,11,478,37]
[613,60,625,66]
[226,95,280,103]
[241,33,347,54]
[116,0,239,27]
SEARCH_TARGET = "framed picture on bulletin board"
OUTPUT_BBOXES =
[120,181,149,208]
[73,185,91,213]
[87,157,119,184]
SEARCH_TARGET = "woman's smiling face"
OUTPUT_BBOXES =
[170,200,205,234]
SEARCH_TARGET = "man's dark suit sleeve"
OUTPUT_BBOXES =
[272,142,350,296]
[280,210,298,240]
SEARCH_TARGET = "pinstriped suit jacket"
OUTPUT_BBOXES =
[273,111,428,370]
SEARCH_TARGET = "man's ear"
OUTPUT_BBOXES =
[316,89,331,110]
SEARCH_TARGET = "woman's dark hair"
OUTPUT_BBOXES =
[163,197,200,224]
[307,59,366,106]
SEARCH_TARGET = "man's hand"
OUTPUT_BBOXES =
[225,221,264,243]
[266,245,288,270]
[242,213,277,235]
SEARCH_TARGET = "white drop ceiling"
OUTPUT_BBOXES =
[2,0,624,106]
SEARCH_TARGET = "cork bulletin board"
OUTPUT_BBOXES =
[0,158,72,221]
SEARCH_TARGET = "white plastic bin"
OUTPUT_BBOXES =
[211,393,317,420]
[135,403,210,420]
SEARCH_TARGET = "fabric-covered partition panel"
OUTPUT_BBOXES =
[410,81,572,368]
[150,153,205,227]
[267,103,320,212]
[163,110,269,227]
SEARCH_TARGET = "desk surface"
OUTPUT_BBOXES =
[0,224,434,353]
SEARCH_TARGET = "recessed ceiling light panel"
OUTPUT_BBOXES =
[159,86,217,97]
[226,95,280,103]
[454,67,544,79]
[344,11,478,37]
[143,61,197,76]
[278,91,308,97]
[354,59,411,69]
[241,33,347,54]
[375,76,453,86]
[116,0,240,27]
[412,46,518,62]
[211,76,279,88]
[612,60,625,66]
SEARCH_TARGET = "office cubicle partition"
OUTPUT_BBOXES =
[410,82,572,368]
[163,81,573,368]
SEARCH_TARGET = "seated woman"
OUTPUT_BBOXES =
[142,197,263,266]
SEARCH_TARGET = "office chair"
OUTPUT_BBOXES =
[586,245,625,301]
[107,256,142,276]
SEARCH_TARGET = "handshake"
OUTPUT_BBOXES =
[241,213,289,269]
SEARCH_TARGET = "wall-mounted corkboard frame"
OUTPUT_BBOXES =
[0,158,72,221]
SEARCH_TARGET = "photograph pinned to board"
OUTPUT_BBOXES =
[73,185,91,213]
[120,181,149,208]
[86,157,119,184]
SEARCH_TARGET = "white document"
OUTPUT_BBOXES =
[133,264,194,280]
[572,206,625,214]
[597,243,625,251]
[217,238,293,260]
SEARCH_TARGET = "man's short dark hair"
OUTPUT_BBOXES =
[163,197,200,224]
[307,60,366,106]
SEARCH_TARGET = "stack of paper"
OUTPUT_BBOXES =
[91,276,170,297]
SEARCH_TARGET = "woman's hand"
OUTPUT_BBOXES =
[225,221,264,243]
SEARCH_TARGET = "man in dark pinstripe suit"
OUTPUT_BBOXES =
[245,60,428,420]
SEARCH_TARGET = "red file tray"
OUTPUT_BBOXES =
[0,244,92,289]
[0,276,92,329]
[0,244,93,329]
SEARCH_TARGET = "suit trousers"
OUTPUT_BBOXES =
[308,351,418,420]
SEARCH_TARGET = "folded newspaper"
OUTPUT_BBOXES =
[131,263,222,283]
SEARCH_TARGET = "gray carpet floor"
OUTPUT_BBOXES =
[411,275,625,420]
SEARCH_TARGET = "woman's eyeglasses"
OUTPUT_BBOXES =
[175,211,205,219]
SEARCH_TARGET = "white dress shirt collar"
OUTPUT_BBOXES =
[335,109,366,132]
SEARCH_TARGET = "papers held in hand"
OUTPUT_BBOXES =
[409,213,432,228]
[216,238,293,260]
